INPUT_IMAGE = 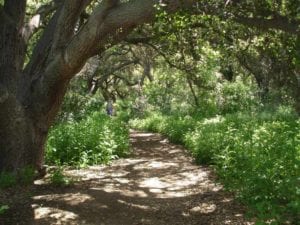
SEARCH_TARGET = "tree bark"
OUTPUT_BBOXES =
[187,77,199,107]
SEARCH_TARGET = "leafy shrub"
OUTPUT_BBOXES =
[187,114,300,223]
[46,112,130,167]
[219,78,258,114]
[49,167,73,187]
[184,115,228,164]
[130,112,166,133]
[130,112,198,144]
[162,115,197,143]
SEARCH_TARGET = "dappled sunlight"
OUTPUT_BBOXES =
[63,133,222,200]
[93,187,149,198]
[135,160,178,169]
[189,203,217,214]
[131,133,155,138]
[34,207,79,224]
[25,131,253,224]
[33,193,93,206]
[140,177,169,189]
[202,115,224,125]
[117,199,153,211]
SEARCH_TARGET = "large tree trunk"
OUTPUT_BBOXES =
[0,64,69,173]
[0,99,33,172]
[0,0,68,173]
[0,64,71,173]
[0,106,51,174]
[0,0,33,172]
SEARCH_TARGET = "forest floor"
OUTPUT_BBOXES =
[1,131,254,225]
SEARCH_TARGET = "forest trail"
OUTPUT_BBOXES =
[2,131,254,225]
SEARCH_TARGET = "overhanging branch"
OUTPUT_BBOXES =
[234,16,300,35]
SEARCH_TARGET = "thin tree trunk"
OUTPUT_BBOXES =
[187,77,199,107]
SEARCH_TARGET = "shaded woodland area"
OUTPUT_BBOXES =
[0,0,300,224]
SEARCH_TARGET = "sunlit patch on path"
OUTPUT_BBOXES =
[30,131,253,225]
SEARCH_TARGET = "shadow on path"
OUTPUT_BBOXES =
[1,131,254,225]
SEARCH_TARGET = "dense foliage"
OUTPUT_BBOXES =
[46,113,130,167]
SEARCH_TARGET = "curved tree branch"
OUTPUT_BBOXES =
[22,2,58,43]
[234,16,300,35]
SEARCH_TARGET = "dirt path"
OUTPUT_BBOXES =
[1,131,254,225]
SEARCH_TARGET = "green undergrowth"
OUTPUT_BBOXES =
[46,112,130,167]
[0,166,35,189]
[130,109,300,224]
[49,167,74,187]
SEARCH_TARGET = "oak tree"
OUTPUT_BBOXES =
[0,0,194,173]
